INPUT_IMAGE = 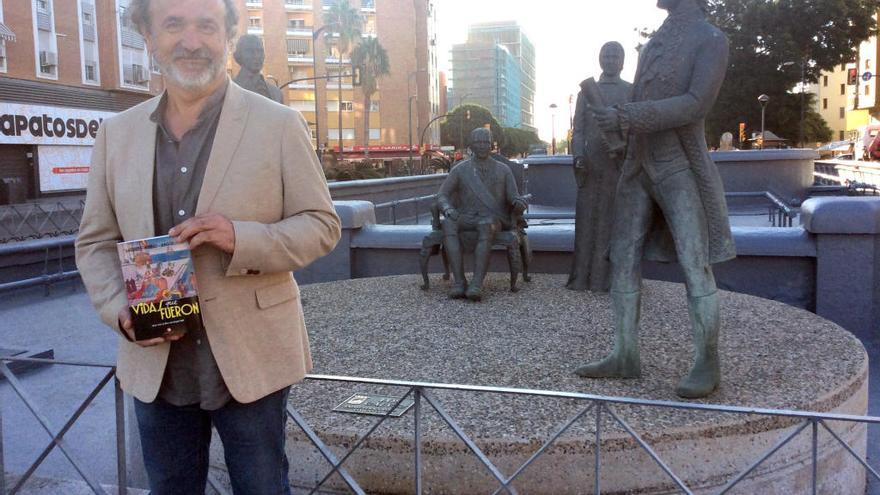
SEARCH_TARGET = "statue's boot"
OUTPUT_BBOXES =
[575,290,641,378]
[676,292,721,399]
[466,239,492,301]
[444,235,467,299]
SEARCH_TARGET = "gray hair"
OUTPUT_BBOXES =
[127,0,239,40]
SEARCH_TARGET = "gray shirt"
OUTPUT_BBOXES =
[150,82,232,410]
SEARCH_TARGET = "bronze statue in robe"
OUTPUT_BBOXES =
[567,41,632,292]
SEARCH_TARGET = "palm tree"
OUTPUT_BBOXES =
[322,0,363,60]
[351,37,390,151]
[322,0,362,154]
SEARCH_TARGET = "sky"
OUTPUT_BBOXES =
[434,0,669,142]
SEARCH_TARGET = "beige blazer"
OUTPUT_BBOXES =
[75,81,341,404]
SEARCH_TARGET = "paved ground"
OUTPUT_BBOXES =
[1,278,878,493]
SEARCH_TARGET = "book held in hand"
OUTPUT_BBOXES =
[117,235,201,341]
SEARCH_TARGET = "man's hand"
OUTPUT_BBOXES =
[117,307,186,347]
[512,198,528,215]
[169,213,235,253]
[444,208,460,221]
[591,105,621,132]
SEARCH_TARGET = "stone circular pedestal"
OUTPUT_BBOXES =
[287,274,867,494]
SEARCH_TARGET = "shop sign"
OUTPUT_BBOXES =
[0,102,114,146]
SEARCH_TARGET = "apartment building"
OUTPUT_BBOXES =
[0,0,163,205]
[453,21,536,133]
[450,42,521,128]
[810,66,851,143]
[809,13,880,147]
[233,0,440,160]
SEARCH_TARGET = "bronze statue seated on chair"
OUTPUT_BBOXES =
[419,128,531,300]
[420,202,531,294]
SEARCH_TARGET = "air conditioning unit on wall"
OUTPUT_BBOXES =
[40,50,58,67]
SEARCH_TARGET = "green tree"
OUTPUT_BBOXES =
[351,37,390,150]
[440,104,504,151]
[500,127,542,157]
[556,137,570,155]
[703,0,880,145]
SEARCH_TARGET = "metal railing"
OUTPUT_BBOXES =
[374,194,437,225]
[374,194,535,226]
[0,201,84,244]
[0,356,125,495]
[725,191,797,227]
[0,355,231,495]
[286,374,878,495]
[3,360,877,495]
[0,236,79,294]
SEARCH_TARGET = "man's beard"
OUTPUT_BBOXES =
[155,45,226,91]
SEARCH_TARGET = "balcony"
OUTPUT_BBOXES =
[247,27,264,35]
[245,1,263,8]
[287,28,313,37]
[285,0,312,11]
[288,54,314,64]
[325,56,351,65]
[326,80,353,90]
[288,81,316,89]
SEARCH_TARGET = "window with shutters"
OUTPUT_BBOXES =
[287,38,310,56]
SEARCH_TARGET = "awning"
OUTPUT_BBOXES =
[0,23,15,42]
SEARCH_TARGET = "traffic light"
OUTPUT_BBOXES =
[848,68,858,85]
[351,65,363,87]
[738,122,746,144]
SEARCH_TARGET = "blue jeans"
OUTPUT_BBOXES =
[134,387,292,495]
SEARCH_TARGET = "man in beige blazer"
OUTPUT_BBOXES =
[74,0,340,493]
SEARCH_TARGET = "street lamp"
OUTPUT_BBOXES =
[550,103,558,155]
[758,94,770,150]
[311,25,331,159]
[408,68,427,173]
[419,113,449,173]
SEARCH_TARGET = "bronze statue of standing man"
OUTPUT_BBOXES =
[233,34,283,104]
[437,128,527,301]
[567,42,632,292]
[575,0,736,399]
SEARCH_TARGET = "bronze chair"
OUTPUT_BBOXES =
[419,201,531,292]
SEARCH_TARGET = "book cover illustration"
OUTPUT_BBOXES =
[117,235,201,341]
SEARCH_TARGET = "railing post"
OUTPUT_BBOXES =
[811,418,818,495]
[115,379,127,495]
[594,402,601,495]
[0,381,6,495]
[414,387,422,495]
